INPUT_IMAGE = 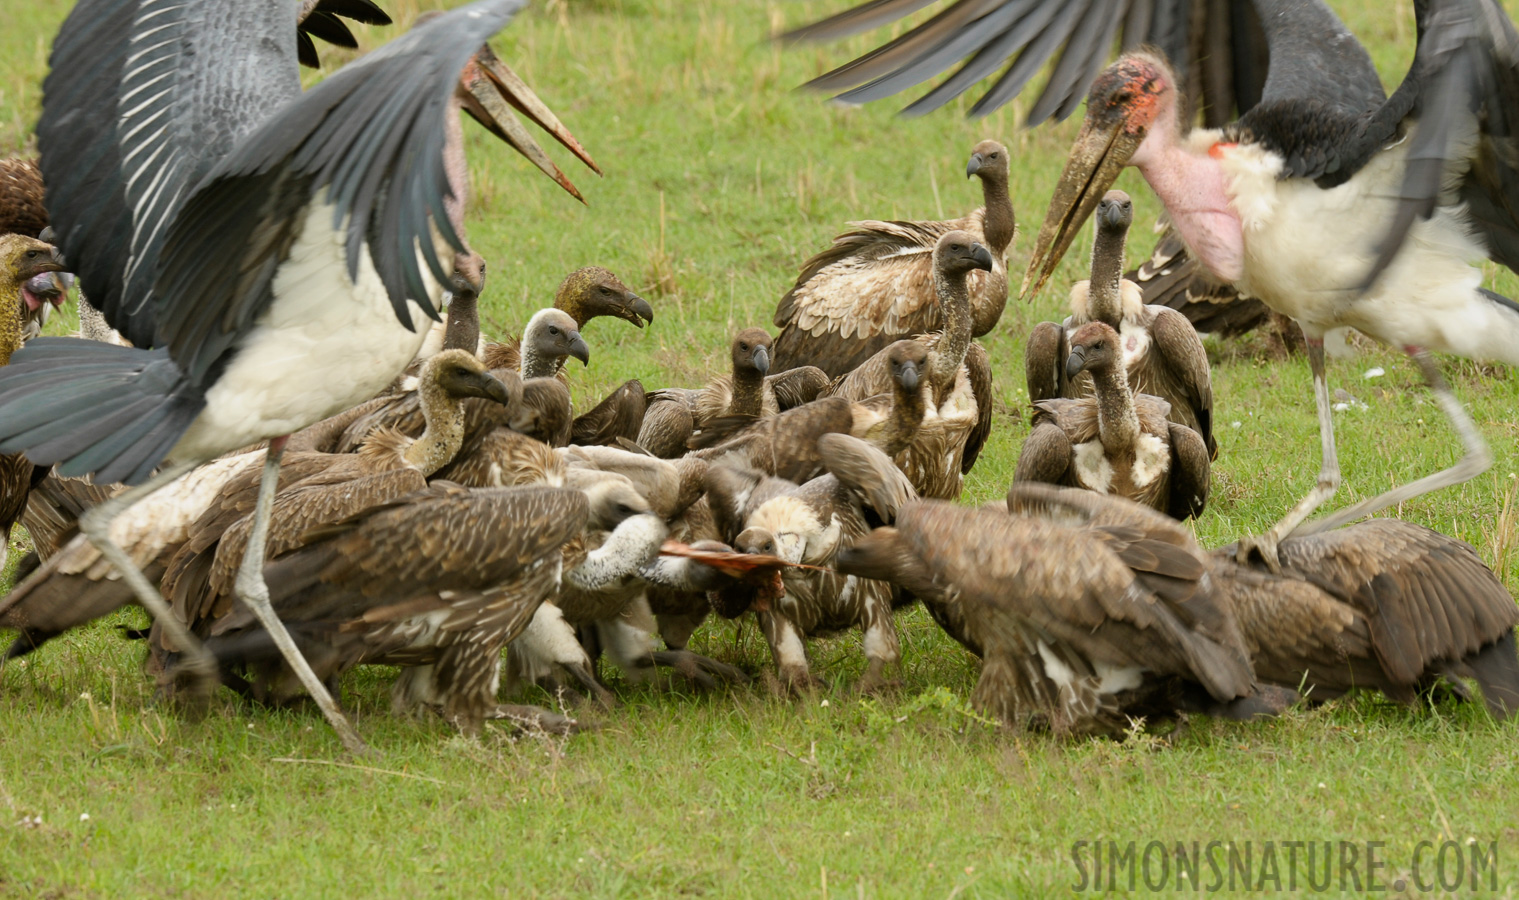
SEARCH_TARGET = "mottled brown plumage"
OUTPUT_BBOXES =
[1217,519,1519,718]
[571,378,646,447]
[689,396,855,484]
[1026,193,1216,457]
[773,140,1014,377]
[826,232,994,497]
[0,159,47,240]
[198,484,591,734]
[836,498,1264,736]
[1016,322,1210,520]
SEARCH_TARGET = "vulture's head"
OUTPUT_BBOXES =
[555,265,654,328]
[1065,321,1122,380]
[730,327,773,378]
[450,250,486,297]
[423,349,516,406]
[833,526,906,583]
[742,495,840,566]
[885,340,927,394]
[524,308,591,367]
[573,471,655,531]
[933,231,995,279]
[1096,190,1134,235]
[965,139,1009,182]
[1022,52,1176,298]
[0,234,67,311]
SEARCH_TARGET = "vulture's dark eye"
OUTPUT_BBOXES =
[738,343,749,351]
[24,250,37,259]
[989,152,999,160]
[548,326,560,335]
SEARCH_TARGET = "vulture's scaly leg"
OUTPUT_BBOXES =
[80,460,213,696]
[1296,347,1491,536]
[1235,337,1341,571]
[232,437,370,756]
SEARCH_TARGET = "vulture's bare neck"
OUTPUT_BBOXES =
[929,271,974,392]
[1087,227,1128,327]
[404,376,470,474]
[1090,363,1141,454]
[979,173,1015,256]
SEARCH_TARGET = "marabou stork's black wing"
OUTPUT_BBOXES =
[37,0,305,348]
[1237,0,1519,287]
[152,0,526,392]
[782,0,1271,123]
[296,0,392,69]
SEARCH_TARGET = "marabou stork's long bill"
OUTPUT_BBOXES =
[786,0,1519,568]
[0,0,596,753]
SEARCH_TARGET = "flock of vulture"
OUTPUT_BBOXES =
[2,0,1519,753]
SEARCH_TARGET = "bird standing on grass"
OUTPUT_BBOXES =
[0,0,595,753]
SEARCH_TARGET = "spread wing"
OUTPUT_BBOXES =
[782,0,1271,122]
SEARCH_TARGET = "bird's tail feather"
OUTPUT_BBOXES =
[0,338,204,485]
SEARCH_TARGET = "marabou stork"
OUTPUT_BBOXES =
[0,0,595,752]
[785,0,1519,569]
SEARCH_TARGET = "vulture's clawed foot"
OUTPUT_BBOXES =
[766,666,825,697]
[651,649,750,689]
[1233,529,1284,574]
[487,704,588,736]
[560,662,620,710]
[852,662,902,697]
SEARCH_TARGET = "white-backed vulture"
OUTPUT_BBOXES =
[772,140,1014,377]
[825,231,995,497]
[835,499,1278,737]
[1016,322,1210,521]
[637,329,829,458]
[1025,191,1216,457]
[705,434,916,693]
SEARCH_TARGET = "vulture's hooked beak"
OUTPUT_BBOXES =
[969,242,995,272]
[1064,346,1090,380]
[458,369,516,406]
[897,360,919,393]
[966,152,983,178]
[752,344,770,376]
[620,290,655,327]
[568,332,591,367]
[1022,111,1146,300]
[458,44,602,204]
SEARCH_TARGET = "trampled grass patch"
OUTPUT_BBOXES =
[2,0,1519,895]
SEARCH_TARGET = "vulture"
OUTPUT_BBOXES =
[194,483,601,735]
[1006,484,1519,719]
[1016,322,1210,521]
[637,328,828,457]
[835,499,1283,736]
[1025,191,1215,457]
[474,266,653,373]
[825,231,995,497]
[0,234,68,573]
[844,340,928,458]
[1216,521,1519,718]
[772,140,1014,378]
[0,1,595,750]
[706,433,916,693]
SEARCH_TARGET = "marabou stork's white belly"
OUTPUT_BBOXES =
[170,199,443,462]
[1219,123,1519,364]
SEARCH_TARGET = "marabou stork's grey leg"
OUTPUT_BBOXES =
[231,437,370,756]
[1235,337,1341,572]
[1295,347,1491,536]
[79,459,215,698]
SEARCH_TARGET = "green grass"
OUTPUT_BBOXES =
[5,0,1519,896]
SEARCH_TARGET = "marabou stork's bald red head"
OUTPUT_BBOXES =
[1021,53,1179,299]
